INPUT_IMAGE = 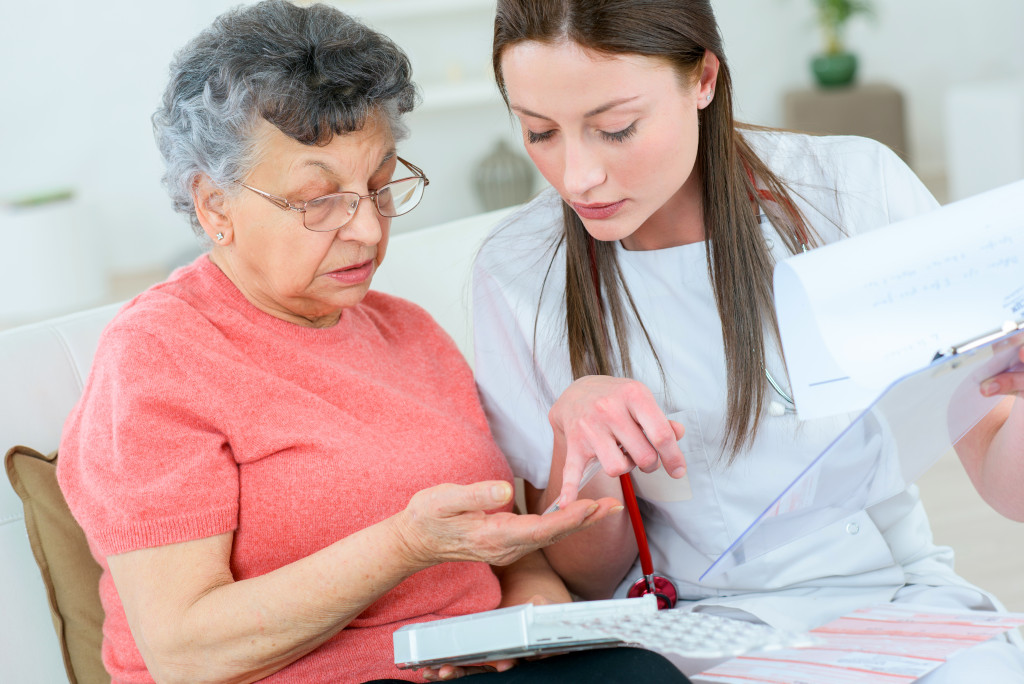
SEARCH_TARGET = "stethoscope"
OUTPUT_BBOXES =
[620,472,679,609]
[581,189,808,610]
[622,364,794,607]
[756,198,807,418]
[585,237,681,609]
[544,453,679,609]
[764,365,797,416]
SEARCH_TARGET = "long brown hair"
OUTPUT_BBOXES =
[492,0,816,458]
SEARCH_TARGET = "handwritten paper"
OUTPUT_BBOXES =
[694,604,1024,683]
[774,179,1024,420]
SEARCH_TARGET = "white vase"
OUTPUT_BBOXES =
[473,139,536,211]
[0,198,109,324]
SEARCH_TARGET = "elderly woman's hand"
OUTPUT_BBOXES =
[423,660,515,681]
[392,480,619,569]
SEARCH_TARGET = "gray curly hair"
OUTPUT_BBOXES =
[153,0,418,236]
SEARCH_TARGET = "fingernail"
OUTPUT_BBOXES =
[671,467,687,478]
[584,503,599,517]
[491,483,512,502]
[981,380,999,396]
[610,505,625,514]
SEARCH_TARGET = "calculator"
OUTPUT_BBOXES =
[394,594,816,669]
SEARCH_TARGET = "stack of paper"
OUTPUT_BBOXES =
[695,604,1024,683]
[774,179,1024,421]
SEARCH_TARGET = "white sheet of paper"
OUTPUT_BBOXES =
[774,179,1024,420]
[694,604,1024,684]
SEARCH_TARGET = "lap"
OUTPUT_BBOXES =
[478,647,689,683]
[362,647,690,683]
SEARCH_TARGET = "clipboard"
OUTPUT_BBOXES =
[700,319,1024,580]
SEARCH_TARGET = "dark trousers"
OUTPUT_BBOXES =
[364,647,691,683]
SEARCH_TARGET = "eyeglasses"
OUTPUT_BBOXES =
[238,156,429,232]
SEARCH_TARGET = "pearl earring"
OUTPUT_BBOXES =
[215,232,224,241]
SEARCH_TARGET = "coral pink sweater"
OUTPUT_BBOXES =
[58,256,512,683]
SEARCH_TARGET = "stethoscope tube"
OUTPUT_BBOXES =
[579,184,807,612]
[620,473,678,609]
[585,234,679,609]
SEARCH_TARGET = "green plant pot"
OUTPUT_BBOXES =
[811,52,858,88]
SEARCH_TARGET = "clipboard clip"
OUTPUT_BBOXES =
[932,319,1024,362]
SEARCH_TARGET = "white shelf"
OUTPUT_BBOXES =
[417,79,504,113]
[326,0,495,22]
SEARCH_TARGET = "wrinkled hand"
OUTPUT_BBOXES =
[422,659,515,682]
[550,376,687,506]
[981,344,1024,397]
[393,480,619,569]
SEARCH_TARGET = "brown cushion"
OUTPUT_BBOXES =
[5,446,109,684]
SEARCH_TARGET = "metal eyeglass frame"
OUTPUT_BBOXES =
[237,156,429,232]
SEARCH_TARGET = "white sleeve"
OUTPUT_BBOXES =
[819,136,941,238]
[774,134,942,244]
[873,141,941,224]
[471,254,558,490]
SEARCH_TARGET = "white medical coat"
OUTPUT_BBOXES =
[471,130,1007,633]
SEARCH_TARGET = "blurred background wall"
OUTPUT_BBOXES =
[1,0,1023,324]
[2,0,1023,613]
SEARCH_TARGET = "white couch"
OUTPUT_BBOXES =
[0,206,514,682]
[4,205,1021,681]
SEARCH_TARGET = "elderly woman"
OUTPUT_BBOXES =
[55,2,690,683]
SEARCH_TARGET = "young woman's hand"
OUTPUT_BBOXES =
[548,375,687,506]
[392,480,620,569]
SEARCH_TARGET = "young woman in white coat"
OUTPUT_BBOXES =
[471,0,1024,679]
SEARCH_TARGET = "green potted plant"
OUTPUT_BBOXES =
[811,0,873,88]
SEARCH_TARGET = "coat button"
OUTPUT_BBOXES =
[846,522,860,535]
